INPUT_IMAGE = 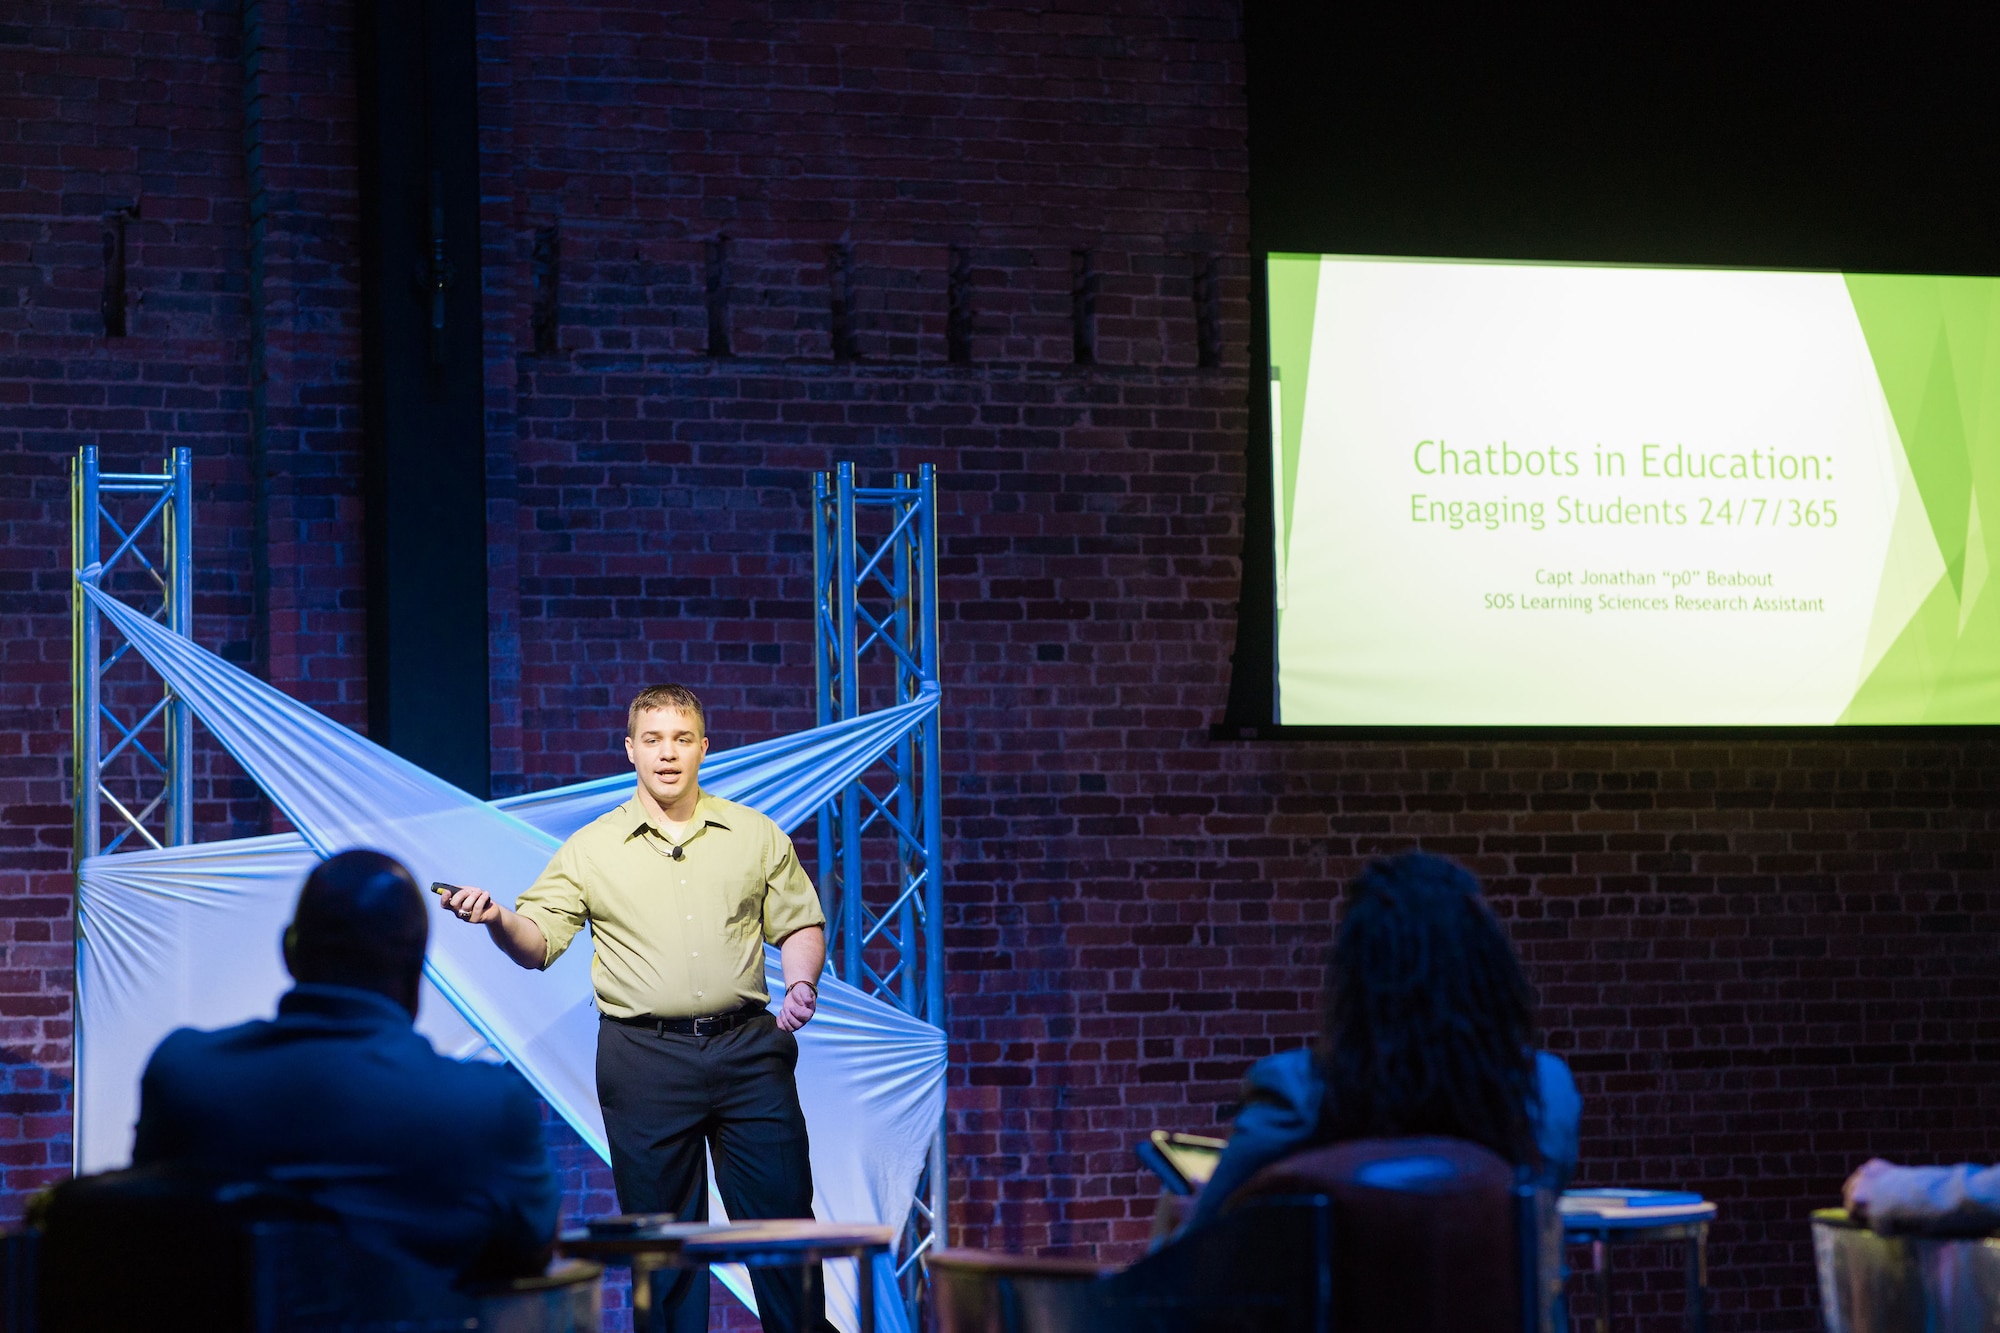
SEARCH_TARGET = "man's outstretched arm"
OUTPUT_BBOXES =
[440,886,548,970]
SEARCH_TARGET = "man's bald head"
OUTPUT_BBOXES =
[283,849,428,1015]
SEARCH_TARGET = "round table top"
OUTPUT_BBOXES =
[557,1221,722,1258]
[930,1248,1117,1279]
[558,1219,897,1261]
[1813,1206,2000,1240]
[1560,1188,1716,1234]
[681,1220,897,1257]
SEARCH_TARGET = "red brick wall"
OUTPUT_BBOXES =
[0,0,261,1204]
[4,5,1999,1331]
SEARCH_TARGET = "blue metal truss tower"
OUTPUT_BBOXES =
[71,446,195,1173]
[71,446,195,861]
[812,462,948,1317]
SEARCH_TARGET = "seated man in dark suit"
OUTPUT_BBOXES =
[132,848,559,1288]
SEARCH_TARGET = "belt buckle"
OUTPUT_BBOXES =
[690,1014,721,1037]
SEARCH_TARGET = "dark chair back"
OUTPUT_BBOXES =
[28,1164,530,1333]
[35,1165,345,1333]
[0,1228,37,1333]
[1221,1136,1551,1333]
[929,1137,1555,1333]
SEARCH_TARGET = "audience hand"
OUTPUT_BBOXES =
[776,981,817,1032]
[441,885,504,926]
[1844,1157,1898,1220]
[1149,1191,1194,1248]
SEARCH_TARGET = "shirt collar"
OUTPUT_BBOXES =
[623,789,733,842]
[276,983,415,1030]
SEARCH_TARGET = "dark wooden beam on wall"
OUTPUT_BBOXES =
[354,0,491,796]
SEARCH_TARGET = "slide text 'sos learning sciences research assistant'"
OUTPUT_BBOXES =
[1405,437,1837,616]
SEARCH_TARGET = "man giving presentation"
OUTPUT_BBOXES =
[440,683,832,1333]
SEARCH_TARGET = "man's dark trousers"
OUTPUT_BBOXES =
[597,1010,835,1333]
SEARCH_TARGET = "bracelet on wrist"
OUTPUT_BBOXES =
[787,979,818,1000]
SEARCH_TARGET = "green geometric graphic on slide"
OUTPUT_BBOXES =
[1266,254,1319,614]
[1842,274,2000,722]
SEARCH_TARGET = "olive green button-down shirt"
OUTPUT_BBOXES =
[512,790,825,1020]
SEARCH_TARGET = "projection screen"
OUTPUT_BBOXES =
[1266,254,2000,726]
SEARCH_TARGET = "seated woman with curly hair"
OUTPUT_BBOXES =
[1180,851,1579,1235]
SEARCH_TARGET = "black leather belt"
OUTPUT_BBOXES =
[604,1001,765,1037]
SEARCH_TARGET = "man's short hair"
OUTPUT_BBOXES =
[287,849,428,993]
[627,683,707,738]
